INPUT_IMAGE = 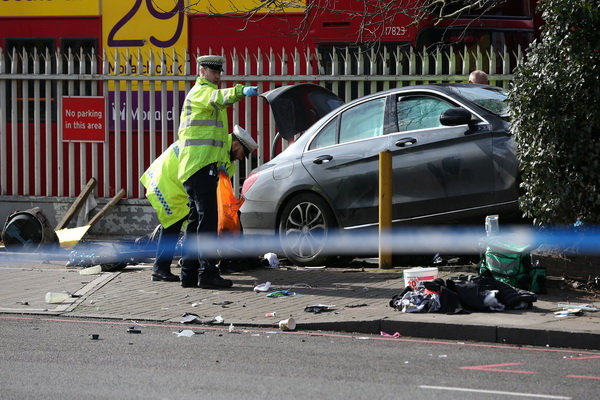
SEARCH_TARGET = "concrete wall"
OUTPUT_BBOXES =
[0,196,158,240]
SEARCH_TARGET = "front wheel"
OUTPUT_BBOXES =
[278,193,336,266]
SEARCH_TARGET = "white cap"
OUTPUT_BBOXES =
[233,125,258,157]
[196,55,225,72]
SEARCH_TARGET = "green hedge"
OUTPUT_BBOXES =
[508,0,600,226]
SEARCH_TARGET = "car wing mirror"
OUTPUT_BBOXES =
[440,107,473,127]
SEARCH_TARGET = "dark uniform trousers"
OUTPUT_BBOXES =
[152,216,186,275]
[180,163,219,285]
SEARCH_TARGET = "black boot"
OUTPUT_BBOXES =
[151,271,180,282]
[180,262,199,288]
[199,269,233,289]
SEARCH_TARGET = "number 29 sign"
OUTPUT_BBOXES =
[102,0,188,75]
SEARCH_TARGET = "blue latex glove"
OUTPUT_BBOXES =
[243,86,259,96]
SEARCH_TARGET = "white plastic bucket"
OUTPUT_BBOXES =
[403,267,439,289]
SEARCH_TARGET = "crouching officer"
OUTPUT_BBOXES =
[140,142,188,282]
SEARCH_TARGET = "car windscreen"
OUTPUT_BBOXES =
[445,86,509,117]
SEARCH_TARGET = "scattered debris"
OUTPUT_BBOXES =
[45,292,78,304]
[253,281,272,292]
[266,290,295,298]
[16,301,29,306]
[180,313,224,325]
[176,330,195,337]
[180,313,201,324]
[212,301,233,306]
[89,334,100,340]
[79,265,102,275]
[278,318,296,331]
[263,252,279,269]
[558,303,598,312]
[127,327,142,334]
[265,312,277,317]
[304,304,336,314]
[380,331,401,338]
[555,309,584,318]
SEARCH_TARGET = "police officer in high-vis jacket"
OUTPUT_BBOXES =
[140,125,257,284]
[176,54,258,288]
[140,141,189,282]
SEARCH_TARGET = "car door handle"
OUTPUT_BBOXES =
[313,155,333,164]
[395,137,417,147]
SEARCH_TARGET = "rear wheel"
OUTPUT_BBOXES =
[278,193,336,266]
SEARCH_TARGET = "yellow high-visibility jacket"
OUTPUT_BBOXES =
[140,139,236,228]
[177,77,244,183]
[140,142,189,228]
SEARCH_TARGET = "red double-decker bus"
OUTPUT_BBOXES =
[0,0,540,199]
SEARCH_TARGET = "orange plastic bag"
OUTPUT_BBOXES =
[217,170,243,235]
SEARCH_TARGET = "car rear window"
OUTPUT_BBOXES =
[446,86,509,117]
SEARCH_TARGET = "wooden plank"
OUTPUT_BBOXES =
[88,188,126,228]
[55,177,97,230]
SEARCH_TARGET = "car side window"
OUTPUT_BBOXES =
[309,117,339,150]
[397,96,455,132]
[308,118,339,150]
[339,97,386,144]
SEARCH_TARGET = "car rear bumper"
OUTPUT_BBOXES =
[240,200,278,234]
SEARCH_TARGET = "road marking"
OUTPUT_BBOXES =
[419,385,571,399]
[565,375,600,380]
[460,362,537,374]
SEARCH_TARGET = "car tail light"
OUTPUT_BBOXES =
[241,171,260,199]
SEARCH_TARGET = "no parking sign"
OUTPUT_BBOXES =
[62,96,106,142]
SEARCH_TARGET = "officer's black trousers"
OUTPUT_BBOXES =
[180,163,219,283]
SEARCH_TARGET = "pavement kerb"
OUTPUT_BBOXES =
[1,263,598,350]
[45,313,600,351]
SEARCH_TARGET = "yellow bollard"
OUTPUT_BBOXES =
[379,151,393,269]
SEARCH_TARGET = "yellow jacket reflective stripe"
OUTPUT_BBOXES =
[140,143,189,228]
[177,77,244,183]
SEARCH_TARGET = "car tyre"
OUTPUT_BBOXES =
[278,193,336,266]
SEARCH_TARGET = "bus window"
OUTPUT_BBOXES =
[60,37,98,95]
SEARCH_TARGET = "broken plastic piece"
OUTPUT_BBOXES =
[555,309,584,317]
[265,312,277,317]
[380,331,401,338]
[79,265,102,275]
[304,304,336,314]
[266,290,295,297]
[558,304,599,312]
[253,281,272,292]
[177,330,195,337]
[180,313,201,324]
[127,327,141,334]
[45,292,71,304]
[212,301,233,306]
[200,315,225,325]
